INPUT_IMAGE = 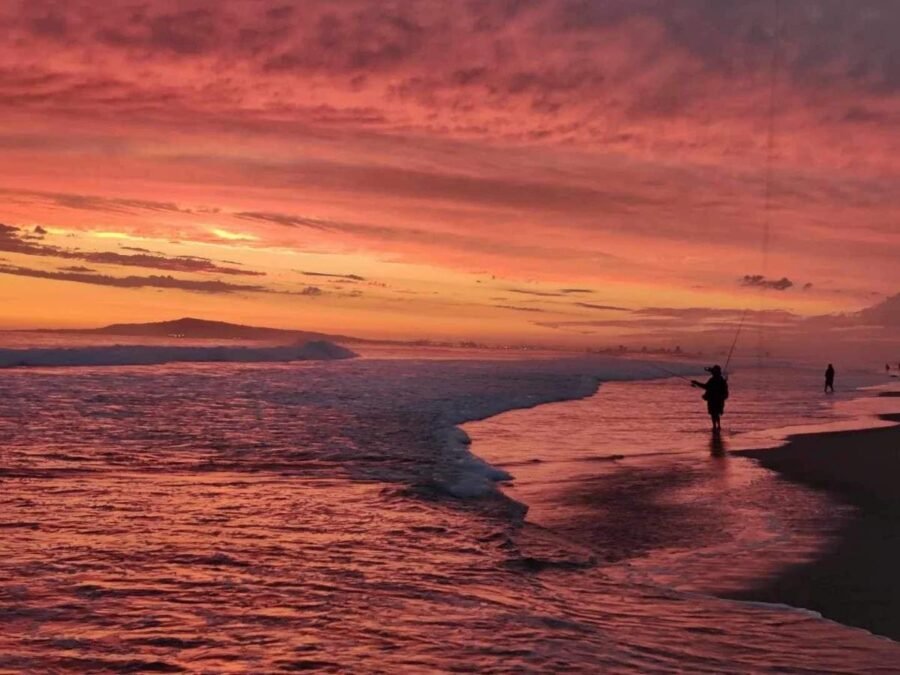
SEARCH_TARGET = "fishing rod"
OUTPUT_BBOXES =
[647,362,698,384]
[723,308,749,376]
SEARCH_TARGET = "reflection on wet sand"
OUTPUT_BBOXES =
[465,373,871,596]
[709,430,727,457]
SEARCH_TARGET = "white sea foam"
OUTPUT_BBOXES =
[0,339,357,368]
[430,358,701,500]
[445,446,513,499]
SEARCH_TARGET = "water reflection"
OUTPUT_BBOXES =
[0,360,897,671]
[465,371,874,597]
[709,430,727,457]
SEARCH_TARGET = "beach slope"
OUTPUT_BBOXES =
[734,404,900,640]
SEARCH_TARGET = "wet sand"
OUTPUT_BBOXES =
[734,398,900,640]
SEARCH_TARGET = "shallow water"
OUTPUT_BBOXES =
[1,355,898,672]
[466,368,894,591]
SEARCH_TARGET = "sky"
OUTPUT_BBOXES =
[1,0,898,358]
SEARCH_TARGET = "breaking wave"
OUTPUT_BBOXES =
[0,339,357,368]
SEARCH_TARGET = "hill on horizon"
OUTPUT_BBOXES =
[63,317,365,343]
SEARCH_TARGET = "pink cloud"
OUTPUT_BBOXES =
[0,0,898,336]
[0,0,896,168]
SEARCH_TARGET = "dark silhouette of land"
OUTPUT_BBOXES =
[734,402,900,640]
[25,317,580,352]
[40,317,365,344]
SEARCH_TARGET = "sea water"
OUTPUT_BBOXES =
[466,364,898,598]
[0,343,898,672]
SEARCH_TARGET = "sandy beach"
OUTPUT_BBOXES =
[735,395,900,640]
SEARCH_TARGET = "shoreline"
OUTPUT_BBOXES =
[466,377,900,641]
[733,397,900,641]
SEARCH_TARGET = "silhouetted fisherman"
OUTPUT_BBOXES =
[825,363,835,393]
[691,365,729,433]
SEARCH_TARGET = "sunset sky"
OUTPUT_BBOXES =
[1,0,898,353]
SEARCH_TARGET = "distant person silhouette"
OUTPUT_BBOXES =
[691,365,729,433]
[824,363,835,393]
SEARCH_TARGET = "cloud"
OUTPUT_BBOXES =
[28,8,68,39]
[299,286,323,296]
[0,263,268,294]
[542,295,900,361]
[0,0,897,331]
[237,210,619,266]
[574,302,630,311]
[0,222,55,256]
[97,8,219,56]
[560,288,593,294]
[493,304,548,313]
[634,306,798,323]
[262,5,425,74]
[740,274,794,291]
[538,305,799,331]
[300,270,365,281]
[81,250,265,276]
[0,188,198,215]
[237,159,665,220]
[0,222,264,276]
[1,1,894,273]
[3,0,897,170]
[541,293,900,342]
[855,292,900,328]
[239,212,334,231]
[536,318,643,330]
[509,288,564,297]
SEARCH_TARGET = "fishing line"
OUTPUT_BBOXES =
[647,363,696,383]
[756,0,781,368]
[729,0,781,381]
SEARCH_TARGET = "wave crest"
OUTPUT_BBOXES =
[0,340,357,368]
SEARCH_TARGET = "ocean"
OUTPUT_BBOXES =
[0,339,898,672]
